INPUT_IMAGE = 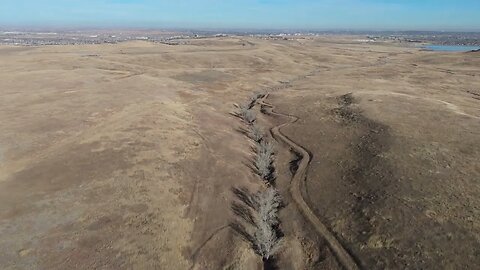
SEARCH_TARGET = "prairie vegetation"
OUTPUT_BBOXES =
[230,92,284,267]
[254,140,276,184]
[235,103,257,124]
[248,124,264,142]
[231,187,282,261]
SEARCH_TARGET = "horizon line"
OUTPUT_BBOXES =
[1,25,480,33]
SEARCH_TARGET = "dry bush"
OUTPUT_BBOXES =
[235,103,257,124]
[243,110,256,124]
[254,140,276,182]
[256,140,275,157]
[247,96,258,109]
[255,152,272,181]
[254,187,282,260]
[249,124,264,142]
[256,188,281,227]
[231,187,283,260]
[253,218,282,260]
[230,92,282,261]
[236,103,250,117]
[247,92,266,108]
[234,92,266,123]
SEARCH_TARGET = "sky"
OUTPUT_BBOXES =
[1,0,479,31]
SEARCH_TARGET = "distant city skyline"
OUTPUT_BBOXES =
[1,0,480,31]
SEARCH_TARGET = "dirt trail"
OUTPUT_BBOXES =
[259,94,360,270]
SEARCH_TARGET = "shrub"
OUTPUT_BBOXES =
[243,110,256,124]
[236,103,250,117]
[254,140,276,182]
[235,103,256,124]
[256,140,275,157]
[247,92,265,108]
[231,187,283,260]
[255,152,272,181]
[253,219,281,260]
[247,96,257,109]
[253,187,282,259]
[249,124,264,142]
[256,187,282,227]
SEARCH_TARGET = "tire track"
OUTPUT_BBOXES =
[259,94,360,270]
[187,64,369,268]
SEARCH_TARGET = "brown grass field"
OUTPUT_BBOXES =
[0,36,479,269]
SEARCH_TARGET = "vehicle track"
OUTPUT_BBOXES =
[189,64,373,268]
[258,94,360,270]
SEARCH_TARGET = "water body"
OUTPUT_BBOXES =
[424,45,480,52]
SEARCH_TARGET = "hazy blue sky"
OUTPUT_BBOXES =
[1,0,479,30]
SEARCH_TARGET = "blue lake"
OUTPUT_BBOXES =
[424,45,480,52]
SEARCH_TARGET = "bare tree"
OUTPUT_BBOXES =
[243,110,257,124]
[231,91,282,264]
[249,124,264,142]
[234,103,257,124]
[247,91,266,109]
[256,140,275,157]
[255,151,272,181]
[253,218,282,260]
[231,187,283,261]
[254,140,276,182]
[247,96,258,109]
[256,187,282,227]
[235,103,249,117]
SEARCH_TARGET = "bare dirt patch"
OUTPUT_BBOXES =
[174,70,233,85]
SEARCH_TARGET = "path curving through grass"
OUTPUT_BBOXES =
[259,94,360,270]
